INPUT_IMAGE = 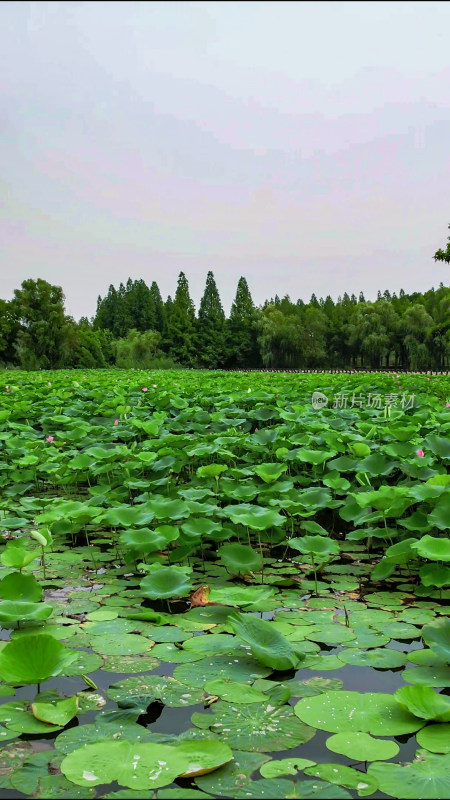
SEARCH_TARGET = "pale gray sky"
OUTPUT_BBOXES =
[1,1,449,319]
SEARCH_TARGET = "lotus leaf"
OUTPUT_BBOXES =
[0,634,78,684]
[422,618,450,660]
[412,536,450,562]
[32,696,79,726]
[294,691,425,735]
[140,565,192,600]
[259,758,316,778]
[229,612,304,671]
[416,723,450,753]
[61,741,191,789]
[367,750,450,799]
[304,764,378,796]
[175,740,233,777]
[203,700,316,752]
[0,572,43,602]
[395,686,450,721]
[218,543,263,574]
[325,731,399,761]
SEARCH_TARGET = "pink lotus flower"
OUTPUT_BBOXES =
[114,419,119,426]
[5,386,9,392]
[142,387,148,392]
[446,402,450,407]
[416,449,424,457]
[46,435,54,443]
[47,382,51,386]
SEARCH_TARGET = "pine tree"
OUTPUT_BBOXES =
[226,277,260,367]
[196,271,226,368]
[126,279,152,331]
[94,285,118,333]
[114,282,130,337]
[166,272,196,365]
[149,282,165,334]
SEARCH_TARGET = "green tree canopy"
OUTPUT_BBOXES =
[196,271,226,368]
[434,225,450,264]
[13,279,67,369]
[166,272,196,365]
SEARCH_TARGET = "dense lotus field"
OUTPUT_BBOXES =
[0,368,449,800]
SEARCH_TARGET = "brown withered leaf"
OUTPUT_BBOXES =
[189,585,211,607]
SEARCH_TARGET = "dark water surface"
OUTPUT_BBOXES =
[0,638,425,800]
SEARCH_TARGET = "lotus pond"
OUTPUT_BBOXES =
[0,369,449,800]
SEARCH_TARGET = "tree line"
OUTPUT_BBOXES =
[0,270,448,371]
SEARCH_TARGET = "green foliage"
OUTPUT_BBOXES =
[13,279,67,369]
[434,224,450,264]
[196,271,226,368]
[112,328,171,369]
[166,272,197,365]
[2,273,450,368]
[0,369,448,798]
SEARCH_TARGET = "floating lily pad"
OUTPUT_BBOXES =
[236,777,352,798]
[150,643,204,663]
[107,675,204,707]
[304,764,378,796]
[174,655,271,688]
[101,654,160,673]
[204,680,267,704]
[63,652,103,676]
[326,732,400,761]
[294,691,424,735]
[337,648,407,669]
[407,649,447,667]
[0,741,33,788]
[32,696,78,726]
[54,719,156,754]
[182,634,242,657]
[176,740,233,777]
[85,608,119,622]
[343,629,391,648]
[204,701,316,752]
[301,654,345,671]
[368,750,450,799]
[382,622,421,640]
[402,666,450,687]
[260,758,316,778]
[0,701,62,734]
[281,678,343,697]
[195,751,270,796]
[416,724,450,753]
[305,624,356,645]
[61,741,190,789]
[91,634,153,656]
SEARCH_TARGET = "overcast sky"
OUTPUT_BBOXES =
[1,1,449,319]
